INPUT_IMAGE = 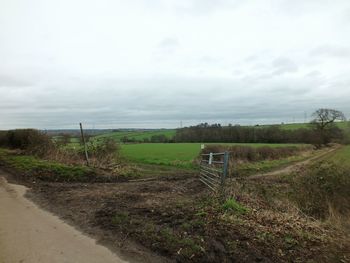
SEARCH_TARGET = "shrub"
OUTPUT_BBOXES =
[201,145,304,163]
[3,129,55,157]
[86,138,120,167]
[150,134,168,143]
[0,131,7,146]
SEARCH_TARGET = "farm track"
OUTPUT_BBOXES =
[247,146,340,180]
[0,174,127,263]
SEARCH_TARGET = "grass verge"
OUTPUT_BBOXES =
[0,148,95,182]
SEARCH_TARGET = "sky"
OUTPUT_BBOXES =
[1,0,350,129]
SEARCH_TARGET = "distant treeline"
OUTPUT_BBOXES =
[121,134,170,143]
[173,123,344,144]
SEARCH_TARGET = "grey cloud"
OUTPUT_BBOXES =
[310,45,350,58]
[156,37,180,54]
[0,74,33,88]
[198,56,222,64]
[305,70,322,78]
[174,0,241,15]
[243,57,299,81]
[342,8,350,22]
[157,37,179,49]
[271,57,298,75]
[3,76,350,129]
[244,55,259,63]
[1,0,350,129]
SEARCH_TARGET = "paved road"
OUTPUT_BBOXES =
[0,175,127,263]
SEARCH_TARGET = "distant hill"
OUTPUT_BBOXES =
[258,121,350,131]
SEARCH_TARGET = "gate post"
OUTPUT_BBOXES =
[221,151,229,187]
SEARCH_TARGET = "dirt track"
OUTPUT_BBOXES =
[0,175,127,263]
[248,146,339,180]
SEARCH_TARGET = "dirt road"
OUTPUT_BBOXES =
[0,175,127,263]
[248,146,339,180]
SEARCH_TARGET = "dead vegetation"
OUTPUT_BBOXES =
[201,144,311,162]
[290,161,350,230]
[0,129,121,169]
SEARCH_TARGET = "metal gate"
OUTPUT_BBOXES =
[199,151,229,191]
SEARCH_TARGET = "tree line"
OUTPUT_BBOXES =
[174,124,319,144]
[174,109,348,146]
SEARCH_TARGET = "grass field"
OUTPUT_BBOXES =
[120,143,308,168]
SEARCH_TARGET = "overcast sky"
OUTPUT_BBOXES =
[1,0,350,129]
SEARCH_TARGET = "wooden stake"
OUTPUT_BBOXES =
[79,122,90,166]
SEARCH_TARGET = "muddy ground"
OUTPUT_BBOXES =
[2,163,349,263]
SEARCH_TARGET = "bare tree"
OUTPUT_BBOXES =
[311,108,346,146]
[312,108,346,128]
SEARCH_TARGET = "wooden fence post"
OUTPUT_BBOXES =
[79,122,90,166]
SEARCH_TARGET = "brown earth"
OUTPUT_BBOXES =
[1,147,350,263]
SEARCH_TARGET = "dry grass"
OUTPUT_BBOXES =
[202,144,311,162]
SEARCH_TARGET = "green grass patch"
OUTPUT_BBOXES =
[222,198,248,214]
[112,212,130,225]
[0,148,94,182]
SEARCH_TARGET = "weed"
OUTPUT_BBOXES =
[178,238,202,257]
[222,198,248,214]
[180,222,192,231]
[194,211,208,217]
[257,231,273,242]
[112,212,129,225]
[284,235,298,248]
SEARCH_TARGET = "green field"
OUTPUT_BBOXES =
[260,121,350,131]
[278,121,350,130]
[120,143,307,168]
